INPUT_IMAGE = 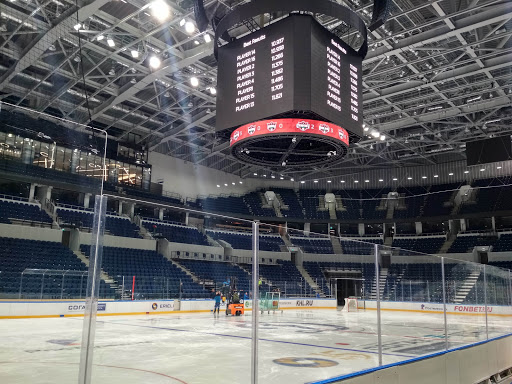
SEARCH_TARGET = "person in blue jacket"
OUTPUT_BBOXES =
[214,291,221,315]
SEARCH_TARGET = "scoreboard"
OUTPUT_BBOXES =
[216,14,363,138]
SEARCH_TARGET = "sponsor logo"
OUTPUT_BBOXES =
[152,303,158,310]
[233,131,240,141]
[273,357,338,368]
[267,121,277,131]
[319,123,330,134]
[247,125,256,135]
[453,305,492,313]
[338,129,346,140]
[420,304,444,311]
[296,300,313,307]
[296,121,310,131]
[158,303,174,309]
[67,303,106,312]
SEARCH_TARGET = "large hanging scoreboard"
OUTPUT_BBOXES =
[216,14,363,139]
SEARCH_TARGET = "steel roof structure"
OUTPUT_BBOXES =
[0,0,511,181]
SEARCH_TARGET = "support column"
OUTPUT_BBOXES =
[460,219,467,232]
[21,139,34,165]
[415,222,423,235]
[185,212,190,226]
[36,185,52,203]
[29,184,36,202]
[84,193,92,209]
[158,208,165,221]
[118,201,123,216]
[358,223,365,236]
[142,167,151,191]
[304,223,310,236]
[70,149,80,174]
[491,217,496,231]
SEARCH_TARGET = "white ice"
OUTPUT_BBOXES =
[0,309,510,384]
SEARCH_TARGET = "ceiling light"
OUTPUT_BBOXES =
[190,77,199,87]
[340,180,345,183]
[280,177,284,180]
[224,183,228,186]
[253,173,257,176]
[263,175,266,177]
[449,172,454,176]
[314,180,318,183]
[327,180,332,183]
[290,178,294,182]
[216,184,220,188]
[232,182,236,185]
[371,130,380,138]
[271,175,276,179]
[301,181,305,184]
[130,78,137,84]
[108,68,115,76]
[151,0,170,21]
[185,21,195,34]
[464,170,469,174]
[130,50,139,58]
[407,177,412,180]
[378,179,384,182]
[149,56,161,69]
[209,87,217,95]
[422,176,427,179]
[180,19,186,26]
[73,23,81,31]
[107,37,115,47]
[380,134,386,141]
[204,34,211,43]
[354,180,359,183]
[480,168,485,172]
[194,40,200,45]
[392,178,398,181]
[497,166,502,170]
[365,180,369,183]
[97,35,104,41]
[239,181,243,184]
[433,175,438,178]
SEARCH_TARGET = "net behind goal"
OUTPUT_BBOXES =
[342,297,359,312]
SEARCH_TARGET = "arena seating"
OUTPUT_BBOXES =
[491,233,512,252]
[392,237,445,255]
[361,189,389,220]
[298,190,330,220]
[272,188,304,219]
[340,238,383,255]
[290,237,334,254]
[422,183,458,217]
[195,195,251,215]
[57,208,141,238]
[0,237,114,299]
[81,245,206,299]
[448,234,497,253]
[243,192,276,217]
[0,198,53,224]
[206,230,284,252]
[143,220,209,246]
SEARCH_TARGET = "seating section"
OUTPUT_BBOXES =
[57,208,141,238]
[290,237,334,254]
[298,190,330,220]
[361,189,389,220]
[273,188,304,218]
[248,260,311,296]
[143,221,209,246]
[341,238,383,255]
[448,235,497,253]
[206,230,284,252]
[491,234,512,252]
[392,237,445,255]
[422,183,458,217]
[0,199,52,224]
[244,192,276,217]
[0,237,114,299]
[336,190,361,220]
[81,245,206,299]
[196,195,251,215]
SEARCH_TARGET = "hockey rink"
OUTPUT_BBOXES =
[0,309,511,384]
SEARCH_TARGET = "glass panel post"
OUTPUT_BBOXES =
[18,272,23,299]
[78,195,107,384]
[484,264,488,340]
[441,257,448,350]
[251,220,259,384]
[374,243,382,366]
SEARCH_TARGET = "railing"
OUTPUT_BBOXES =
[0,194,29,202]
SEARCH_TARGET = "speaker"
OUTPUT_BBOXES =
[369,0,391,31]
[466,136,512,166]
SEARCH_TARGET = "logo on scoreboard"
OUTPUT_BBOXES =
[338,129,347,141]
[296,121,311,131]
[247,125,256,135]
[233,131,241,141]
[267,121,277,132]
[319,124,331,134]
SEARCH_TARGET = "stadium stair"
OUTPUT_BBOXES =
[166,258,202,285]
[439,233,457,253]
[134,216,154,240]
[330,237,343,254]
[72,249,120,293]
[386,200,394,219]
[328,203,337,220]
[370,268,388,299]
[454,270,481,303]
[296,265,325,297]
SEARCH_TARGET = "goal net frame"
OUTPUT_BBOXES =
[343,297,359,312]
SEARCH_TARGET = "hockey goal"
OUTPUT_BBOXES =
[342,297,359,312]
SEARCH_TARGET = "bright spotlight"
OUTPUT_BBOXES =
[185,21,195,34]
[151,0,170,21]
[107,37,115,47]
[73,23,82,31]
[131,50,139,58]
[149,56,161,69]
[97,35,104,41]
[380,134,386,141]
[209,87,217,95]
[190,77,199,87]
[204,34,211,43]
[371,130,380,138]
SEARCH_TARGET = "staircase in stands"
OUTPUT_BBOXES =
[439,233,457,253]
[371,268,388,299]
[72,249,120,296]
[296,265,326,297]
[330,237,343,254]
[453,270,481,303]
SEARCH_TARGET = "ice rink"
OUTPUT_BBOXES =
[0,309,510,384]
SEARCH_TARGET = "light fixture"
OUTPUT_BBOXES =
[271,175,276,179]
[379,179,383,182]
[239,181,243,184]
[354,180,359,183]
[449,172,454,176]
[301,181,305,184]
[232,182,236,185]
[97,35,104,41]
[107,37,115,47]
[180,19,186,27]
[464,170,469,174]
[422,176,427,179]
[497,166,502,169]
[224,183,228,186]
[314,180,319,183]
[130,49,139,58]
[216,184,220,188]
[371,130,380,138]
[327,180,332,183]
[380,134,386,141]
[108,68,115,76]
[480,168,485,172]
[365,180,369,183]
[393,178,398,181]
[204,34,211,43]
[407,177,412,180]
[253,173,257,176]
[340,180,345,183]
[73,23,81,31]
[149,56,161,69]
[209,87,217,95]
[151,0,170,21]
[280,177,284,180]
[185,21,195,34]
[194,40,200,45]
[190,77,199,87]
[290,178,294,182]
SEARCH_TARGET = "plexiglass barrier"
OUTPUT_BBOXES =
[1,176,512,383]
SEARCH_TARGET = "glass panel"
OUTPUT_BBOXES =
[483,263,512,338]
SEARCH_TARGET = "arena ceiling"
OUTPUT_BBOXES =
[0,0,511,182]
